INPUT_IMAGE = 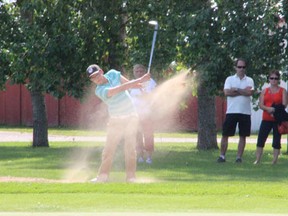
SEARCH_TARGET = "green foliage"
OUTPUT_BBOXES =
[0,2,14,89]
[0,0,211,95]
[1,0,287,97]
[125,0,204,79]
[80,1,130,71]
[177,0,288,95]
[0,0,133,98]
[0,0,88,98]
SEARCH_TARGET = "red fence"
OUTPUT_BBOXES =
[0,82,226,131]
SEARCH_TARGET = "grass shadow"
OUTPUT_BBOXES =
[0,141,288,183]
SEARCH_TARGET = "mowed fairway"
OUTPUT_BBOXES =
[0,131,288,215]
[0,213,288,216]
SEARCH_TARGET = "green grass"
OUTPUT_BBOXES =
[0,129,288,214]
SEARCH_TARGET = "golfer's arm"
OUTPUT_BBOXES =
[107,79,140,97]
[120,75,130,83]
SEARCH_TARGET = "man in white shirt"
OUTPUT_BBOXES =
[217,58,254,163]
[130,64,157,164]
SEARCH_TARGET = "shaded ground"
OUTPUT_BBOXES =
[0,130,286,184]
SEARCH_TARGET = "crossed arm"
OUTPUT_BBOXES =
[224,86,254,97]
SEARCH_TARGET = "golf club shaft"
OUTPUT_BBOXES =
[147,26,158,74]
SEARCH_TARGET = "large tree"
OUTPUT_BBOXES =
[0,0,133,147]
[1,0,287,150]
[125,0,203,77]
[177,0,288,149]
[1,0,204,147]
[0,1,96,146]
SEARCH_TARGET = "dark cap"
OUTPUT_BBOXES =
[86,64,100,77]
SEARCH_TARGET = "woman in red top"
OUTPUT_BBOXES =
[254,70,287,164]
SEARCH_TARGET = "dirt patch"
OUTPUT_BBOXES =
[0,176,85,183]
[0,176,161,183]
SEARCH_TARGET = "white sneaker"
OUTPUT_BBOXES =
[146,157,152,164]
[90,178,99,183]
[90,176,107,183]
[138,157,144,163]
[126,178,136,183]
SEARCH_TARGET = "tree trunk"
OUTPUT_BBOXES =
[31,90,49,147]
[197,81,218,150]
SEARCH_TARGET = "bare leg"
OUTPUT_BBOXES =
[141,116,154,163]
[237,136,246,159]
[272,149,280,164]
[136,131,144,161]
[220,135,228,156]
[254,147,263,164]
[146,151,152,158]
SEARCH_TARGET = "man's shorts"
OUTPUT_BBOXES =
[222,113,251,137]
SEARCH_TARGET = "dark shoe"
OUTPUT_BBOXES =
[235,158,242,163]
[217,157,226,163]
[126,178,136,183]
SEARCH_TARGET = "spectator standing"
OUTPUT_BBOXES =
[254,70,287,164]
[130,64,157,164]
[217,58,255,163]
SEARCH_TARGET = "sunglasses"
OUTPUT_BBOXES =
[236,66,246,69]
[269,77,279,80]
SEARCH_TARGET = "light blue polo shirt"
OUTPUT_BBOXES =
[95,70,137,117]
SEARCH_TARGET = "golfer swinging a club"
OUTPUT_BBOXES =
[87,64,150,183]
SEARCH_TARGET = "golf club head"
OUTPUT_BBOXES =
[149,20,158,30]
[147,20,159,74]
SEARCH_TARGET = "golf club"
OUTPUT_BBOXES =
[147,20,158,74]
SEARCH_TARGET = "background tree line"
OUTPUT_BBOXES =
[0,0,287,149]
